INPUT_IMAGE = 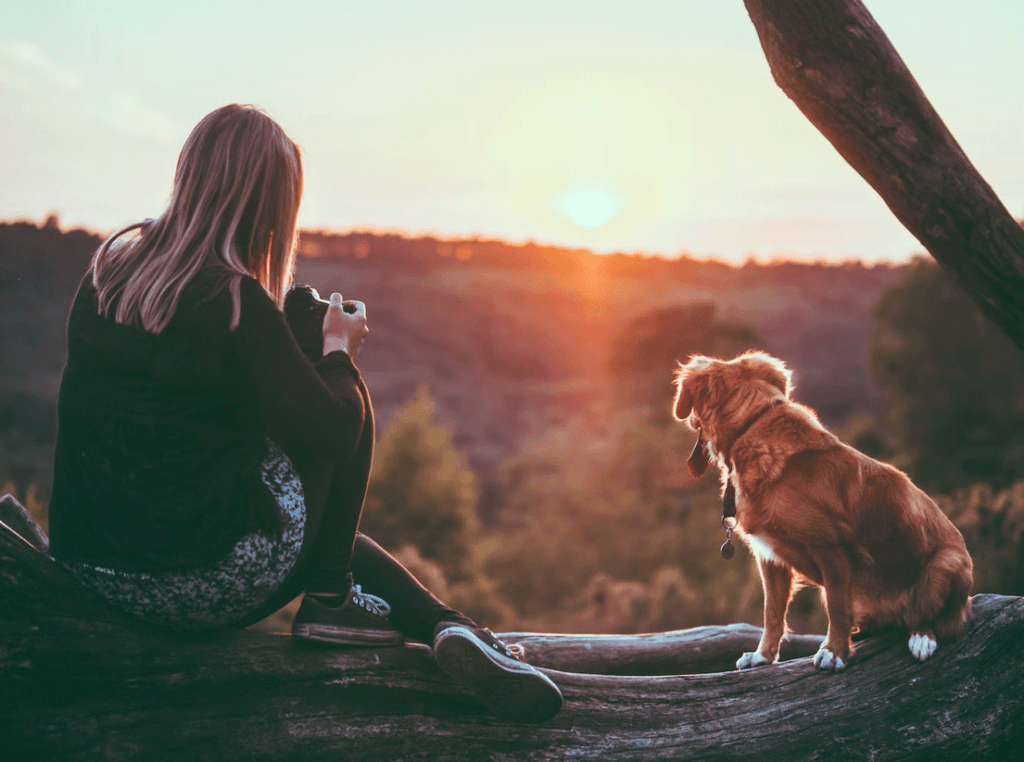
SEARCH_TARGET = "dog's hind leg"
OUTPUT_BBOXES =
[738,559,793,670]
[908,546,973,660]
[908,627,938,661]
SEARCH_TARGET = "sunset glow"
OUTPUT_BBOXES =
[1,1,1022,263]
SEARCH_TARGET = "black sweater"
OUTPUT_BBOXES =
[49,271,370,572]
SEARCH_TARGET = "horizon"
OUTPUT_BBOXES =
[3,1,1022,265]
[2,212,913,270]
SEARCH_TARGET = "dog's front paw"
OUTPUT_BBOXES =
[908,632,937,661]
[813,645,847,672]
[736,651,771,670]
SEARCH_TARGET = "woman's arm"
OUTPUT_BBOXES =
[231,276,366,467]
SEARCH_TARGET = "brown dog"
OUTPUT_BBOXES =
[673,351,973,671]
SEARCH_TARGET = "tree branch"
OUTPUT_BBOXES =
[743,0,1024,351]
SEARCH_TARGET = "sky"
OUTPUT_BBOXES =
[2,0,1022,264]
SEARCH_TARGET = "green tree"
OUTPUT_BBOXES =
[870,256,1024,492]
[361,390,480,580]
[939,481,1024,596]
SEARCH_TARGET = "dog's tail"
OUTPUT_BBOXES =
[911,545,973,639]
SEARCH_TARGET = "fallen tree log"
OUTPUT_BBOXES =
[1,496,1022,761]
[742,0,1024,353]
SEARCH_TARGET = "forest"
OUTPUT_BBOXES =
[3,217,1023,639]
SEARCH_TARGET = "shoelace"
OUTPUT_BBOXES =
[350,584,392,617]
[481,628,526,659]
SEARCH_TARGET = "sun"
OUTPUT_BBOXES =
[552,183,624,229]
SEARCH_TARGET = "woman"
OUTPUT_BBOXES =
[47,103,561,724]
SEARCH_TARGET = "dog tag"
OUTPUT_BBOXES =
[720,538,736,560]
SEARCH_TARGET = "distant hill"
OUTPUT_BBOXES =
[294,229,905,467]
[0,221,907,488]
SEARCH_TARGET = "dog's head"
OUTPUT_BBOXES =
[672,351,793,478]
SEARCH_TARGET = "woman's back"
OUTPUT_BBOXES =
[50,271,275,573]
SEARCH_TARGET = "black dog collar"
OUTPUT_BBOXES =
[721,480,737,560]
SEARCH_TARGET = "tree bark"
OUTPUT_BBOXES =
[742,0,1024,352]
[2,502,1022,761]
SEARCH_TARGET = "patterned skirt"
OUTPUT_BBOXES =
[60,441,306,631]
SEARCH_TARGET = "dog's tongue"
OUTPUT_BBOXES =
[687,431,711,478]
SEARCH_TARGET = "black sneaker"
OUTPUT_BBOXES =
[292,585,404,646]
[433,624,563,723]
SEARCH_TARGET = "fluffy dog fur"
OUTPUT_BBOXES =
[673,351,973,671]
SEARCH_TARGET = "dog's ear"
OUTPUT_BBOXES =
[673,382,693,423]
[673,356,712,422]
[687,431,710,479]
[675,356,714,479]
[741,351,793,398]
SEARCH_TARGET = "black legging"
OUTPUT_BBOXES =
[351,533,474,643]
[237,379,475,644]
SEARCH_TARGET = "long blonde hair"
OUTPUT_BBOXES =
[91,104,303,332]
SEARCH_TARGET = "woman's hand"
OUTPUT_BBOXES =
[322,293,368,358]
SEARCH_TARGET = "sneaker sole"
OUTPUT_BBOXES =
[433,627,563,723]
[293,622,405,647]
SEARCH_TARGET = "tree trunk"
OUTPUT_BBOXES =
[742,0,1024,352]
[2,499,1022,761]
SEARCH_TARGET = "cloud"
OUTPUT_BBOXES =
[0,39,81,90]
[1,39,178,145]
[82,91,180,144]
